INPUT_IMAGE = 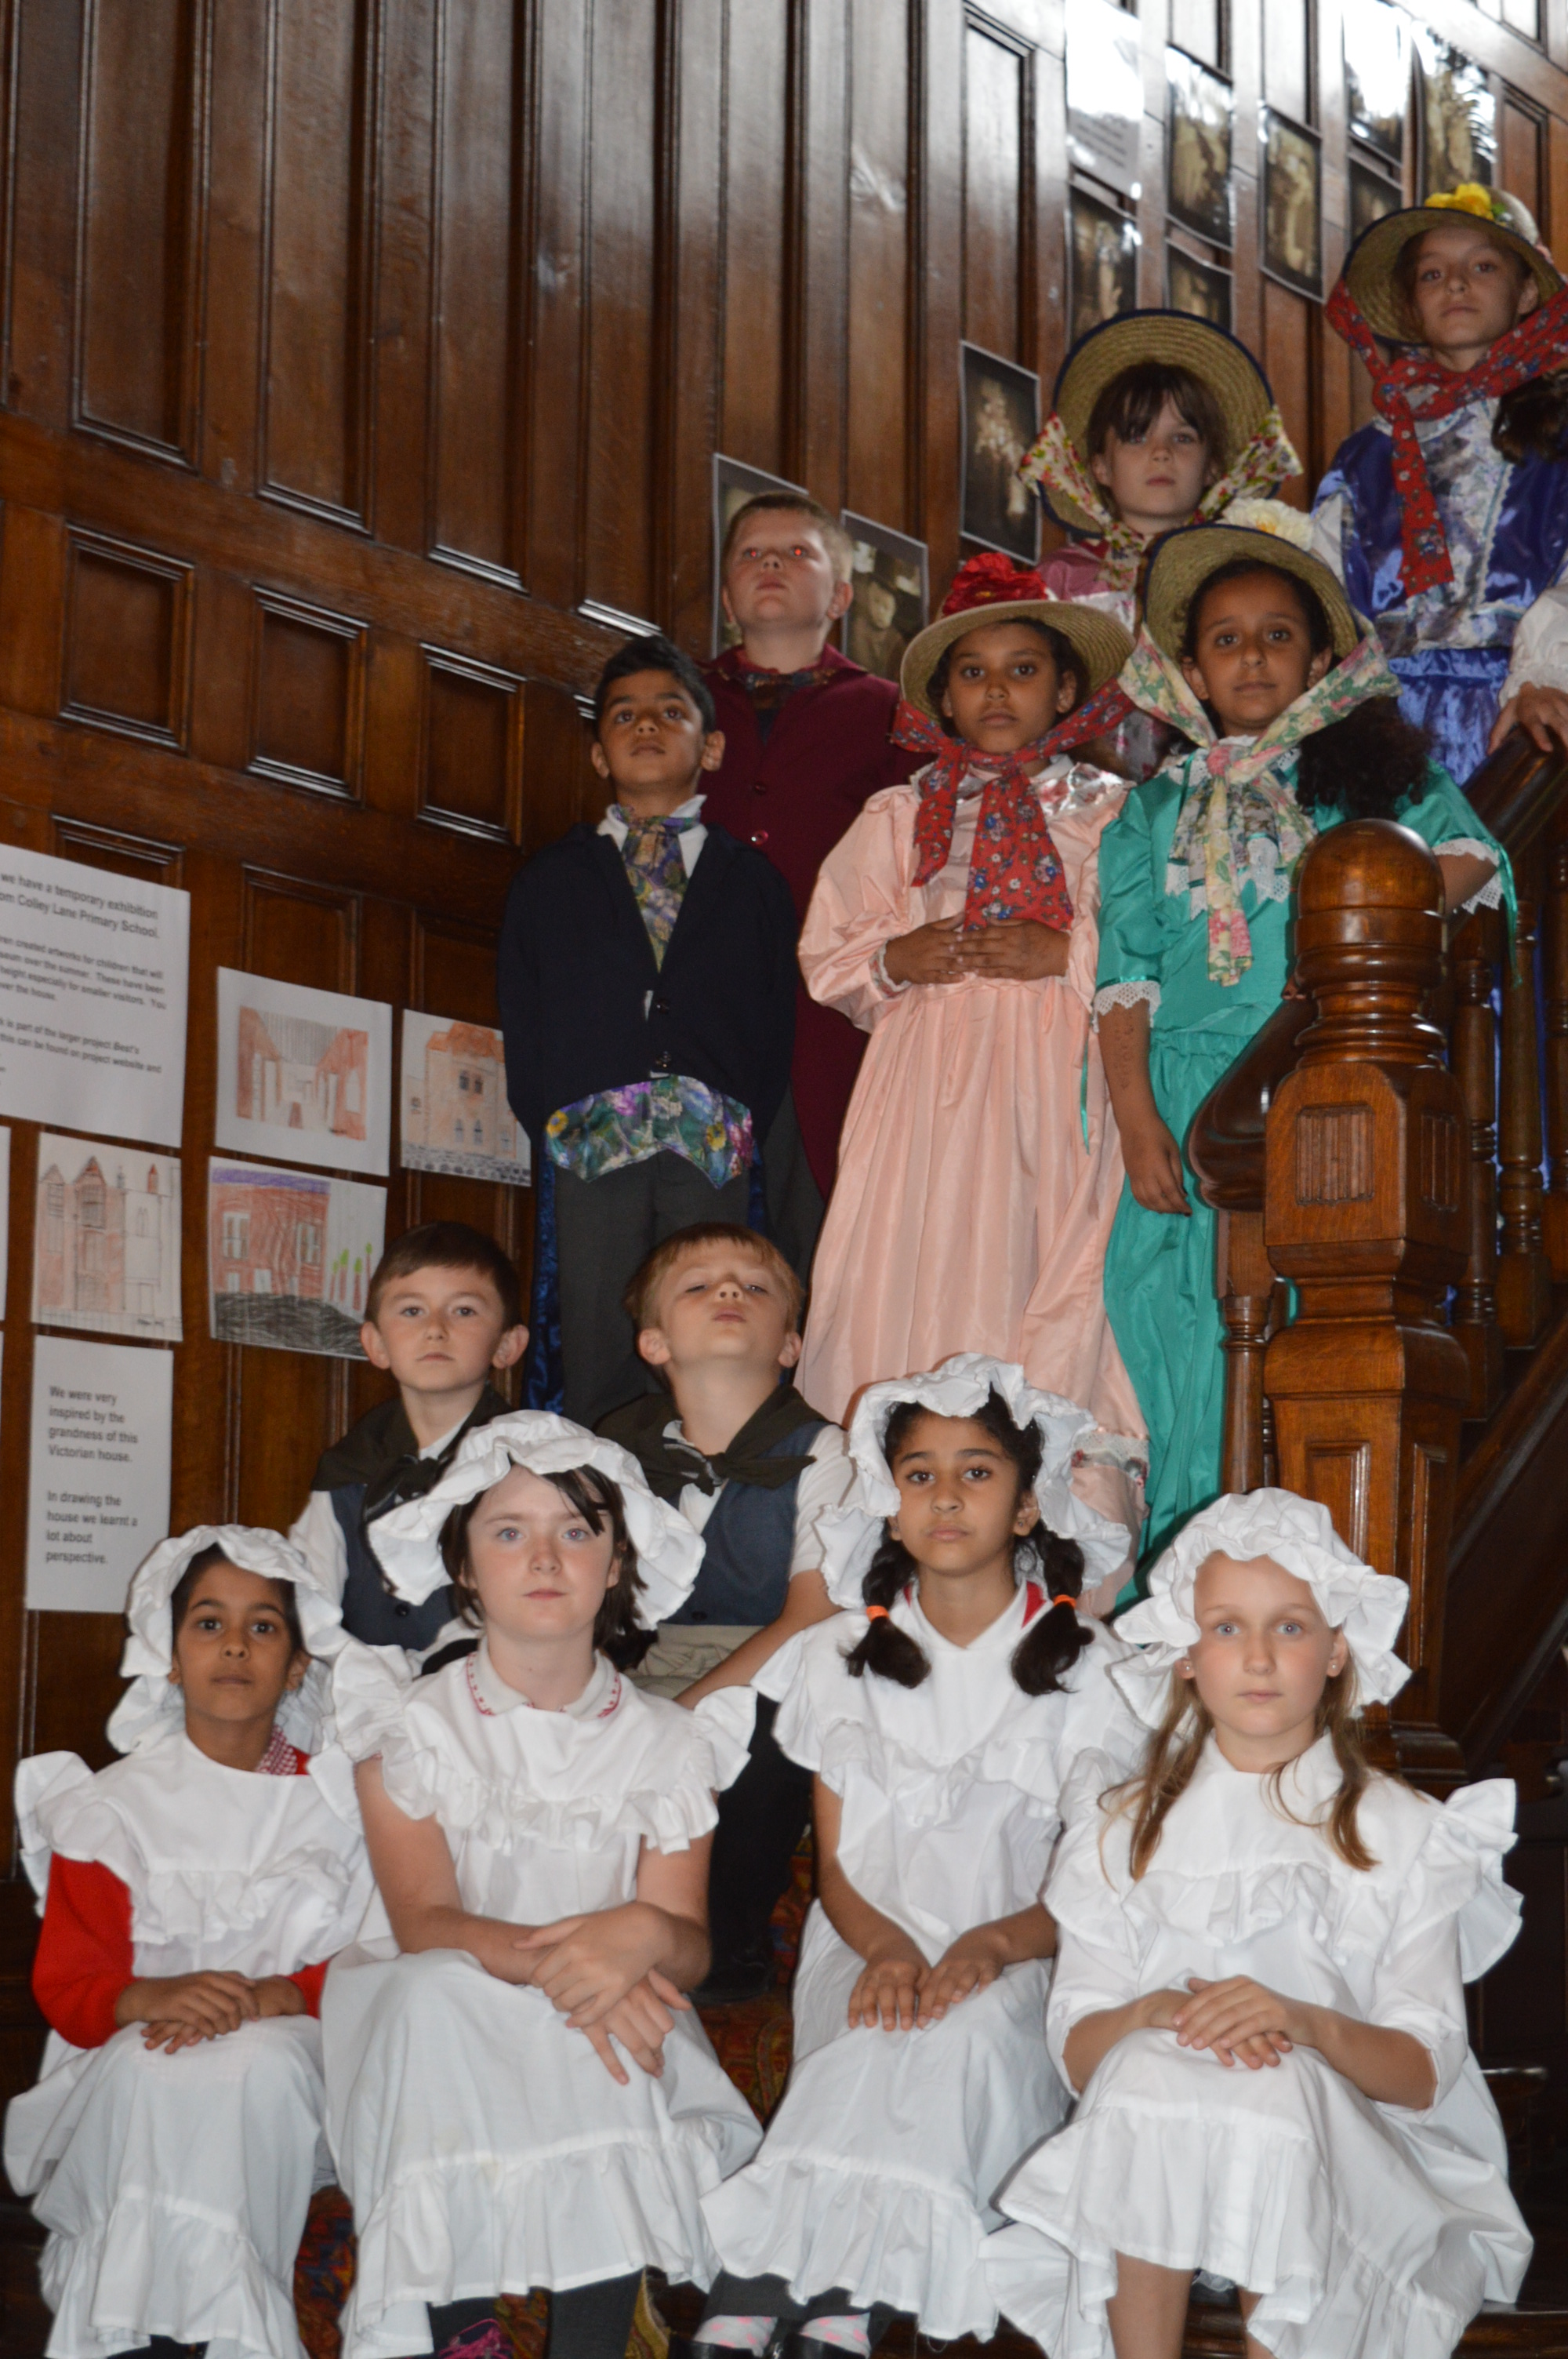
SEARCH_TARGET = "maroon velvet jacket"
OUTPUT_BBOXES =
[701,645,917,1194]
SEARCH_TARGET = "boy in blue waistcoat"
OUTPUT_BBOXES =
[289,1221,527,1658]
[600,1222,851,2004]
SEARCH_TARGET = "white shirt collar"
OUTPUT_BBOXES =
[468,1638,619,1720]
[419,1415,467,1462]
[597,794,708,875]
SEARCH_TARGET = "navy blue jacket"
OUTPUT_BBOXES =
[497,821,798,1152]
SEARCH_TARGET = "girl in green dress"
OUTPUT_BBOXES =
[1095,525,1507,1564]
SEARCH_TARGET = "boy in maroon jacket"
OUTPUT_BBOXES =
[702,494,917,1275]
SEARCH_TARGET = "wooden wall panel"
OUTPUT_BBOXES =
[847,2,912,530]
[250,592,367,798]
[720,3,790,473]
[62,533,193,746]
[421,650,523,841]
[962,17,1028,362]
[581,0,659,623]
[1262,279,1319,507]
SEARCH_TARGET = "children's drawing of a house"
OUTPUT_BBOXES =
[401,1020,528,1183]
[35,1154,181,1337]
[208,1162,372,1358]
[238,1005,368,1141]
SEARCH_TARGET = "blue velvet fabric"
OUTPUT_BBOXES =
[1388,648,1512,792]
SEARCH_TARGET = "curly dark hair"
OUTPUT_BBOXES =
[1183,558,1431,820]
[927,618,1083,740]
[843,1390,1091,1696]
[439,1465,649,1670]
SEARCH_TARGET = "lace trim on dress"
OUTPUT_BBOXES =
[870,941,909,996]
[1432,838,1504,911]
[1092,980,1161,1030]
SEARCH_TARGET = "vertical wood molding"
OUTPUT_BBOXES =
[787,0,851,506]
[526,0,593,612]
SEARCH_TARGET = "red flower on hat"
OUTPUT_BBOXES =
[938,551,1052,617]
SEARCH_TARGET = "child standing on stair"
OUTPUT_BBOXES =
[986,1488,1532,2359]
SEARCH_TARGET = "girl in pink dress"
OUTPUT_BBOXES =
[797,555,1146,1583]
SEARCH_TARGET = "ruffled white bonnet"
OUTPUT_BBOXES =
[1112,1486,1411,1726]
[368,1409,703,1629]
[816,1354,1129,1608]
[110,1524,348,1756]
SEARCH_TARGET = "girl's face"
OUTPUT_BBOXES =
[886,1412,1039,1583]
[461,1465,619,1647]
[1406,223,1537,366]
[939,621,1076,754]
[169,1560,308,1729]
[1090,397,1214,533]
[1180,1551,1348,1766]
[1180,569,1332,736]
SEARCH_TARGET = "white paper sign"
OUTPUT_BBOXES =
[1068,0,1145,201]
[208,1156,385,1358]
[33,1133,183,1342]
[215,969,392,1177]
[27,1336,173,1612]
[400,1010,530,1185]
[0,848,188,1147]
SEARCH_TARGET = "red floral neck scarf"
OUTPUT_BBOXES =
[892,678,1132,931]
[1325,271,1568,594]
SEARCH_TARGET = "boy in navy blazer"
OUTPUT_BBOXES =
[498,634,797,1427]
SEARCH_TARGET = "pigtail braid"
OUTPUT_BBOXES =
[1010,1528,1092,1696]
[843,1528,930,1688]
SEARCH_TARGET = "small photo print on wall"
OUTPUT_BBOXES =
[1349,160,1404,252]
[1418,31,1495,199]
[208,1157,386,1358]
[1167,49,1233,248]
[1069,191,1140,344]
[712,454,810,654]
[960,344,1040,563]
[1065,0,1144,202]
[33,1134,182,1343]
[840,517,928,685]
[214,968,392,1177]
[1344,0,1410,173]
[401,1012,530,1185]
[1261,111,1322,296]
[1167,248,1232,333]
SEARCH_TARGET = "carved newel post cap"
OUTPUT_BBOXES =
[1294,820,1446,1066]
[1296,818,1443,925]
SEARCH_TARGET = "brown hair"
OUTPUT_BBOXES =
[622,1222,804,1336]
[1111,1664,1376,1880]
[1390,225,1568,463]
[1389,221,1530,344]
[439,1464,648,1667]
[365,1221,521,1332]
[1085,361,1228,471]
[169,1543,306,1657]
[720,491,854,583]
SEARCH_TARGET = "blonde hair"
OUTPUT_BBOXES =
[720,492,854,584]
[622,1222,804,1335]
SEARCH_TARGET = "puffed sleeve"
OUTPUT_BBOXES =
[1091,784,1169,1024]
[1395,760,1512,921]
[798,788,924,1031]
[1502,578,1568,704]
[1040,1758,1142,2074]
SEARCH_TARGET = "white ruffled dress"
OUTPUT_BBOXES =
[986,1736,1533,2359]
[4,1728,372,2359]
[699,1587,1144,2339]
[323,1641,763,2359]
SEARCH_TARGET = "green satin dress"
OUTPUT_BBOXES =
[1096,754,1506,1567]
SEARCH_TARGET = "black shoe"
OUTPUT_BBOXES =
[692,1953,778,2006]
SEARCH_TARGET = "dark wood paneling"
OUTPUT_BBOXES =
[421,649,522,841]
[62,532,193,746]
[1261,277,1319,507]
[721,2,790,474]
[962,16,1028,362]
[847,3,912,530]
[1503,90,1547,228]
[250,591,367,798]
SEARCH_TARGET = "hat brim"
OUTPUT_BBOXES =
[1344,205,1564,344]
[1142,524,1362,667]
[899,598,1134,725]
[1046,310,1283,536]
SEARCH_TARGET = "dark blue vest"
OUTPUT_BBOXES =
[666,1417,826,1627]
[333,1485,456,1651]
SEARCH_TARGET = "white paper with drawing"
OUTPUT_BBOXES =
[27,1335,172,1612]
[0,847,187,1146]
[33,1133,183,1342]
[214,969,392,1176]
[400,1009,530,1185]
[207,1156,385,1358]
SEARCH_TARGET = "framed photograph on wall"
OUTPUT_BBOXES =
[1349,159,1403,252]
[1065,0,1144,202]
[1344,0,1410,172]
[712,453,808,653]
[1417,31,1495,200]
[1069,189,1140,345]
[1167,247,1232,333]
[1167,49,1233,247]
[1261,110,1322,296]
[840,515,929,685]
[959,343,1040,563]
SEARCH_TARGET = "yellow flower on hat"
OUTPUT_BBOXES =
[1426,183,1503,222]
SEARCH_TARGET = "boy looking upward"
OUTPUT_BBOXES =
[702,495,917,1271]
[601,1222,851,2004]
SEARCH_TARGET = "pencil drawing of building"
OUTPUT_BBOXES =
[34,1150,182,1340]
[401,1017,529,1183]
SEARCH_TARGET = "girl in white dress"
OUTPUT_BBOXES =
[323,1412,762,2359]
[986,1487,1533,2359]
[4,1525,371,2359]
[694,1356,1144,2353]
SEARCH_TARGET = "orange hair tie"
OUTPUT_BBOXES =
[865,1605,891,1622]
[1051,1594,1077,1610]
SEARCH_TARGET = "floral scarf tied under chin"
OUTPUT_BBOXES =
[1121,626,1403,985]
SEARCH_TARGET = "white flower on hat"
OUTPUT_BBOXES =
[1111,1487,1410,1727]
[111,1524,348,1756]
[369,1409,703,1629]
[815,1354,1130,1608]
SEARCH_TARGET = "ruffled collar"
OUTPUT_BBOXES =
[467,1641,621,1721]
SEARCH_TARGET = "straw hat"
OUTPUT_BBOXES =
[1342,191,1563,343]
[1047,310,1282,535]
[899,551,1134,723]
[1142,523,1361,667]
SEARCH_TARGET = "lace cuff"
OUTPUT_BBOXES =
[870,942,910,996]
[1433,838,1504,912]
[1092,980,1160,1029]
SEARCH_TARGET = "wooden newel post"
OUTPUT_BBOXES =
[1262,820,1468,1789]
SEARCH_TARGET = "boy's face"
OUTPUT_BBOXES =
[1407,223,1538,367]
[722,511,852,642]
[169,1561,309,1732]
[1090,397,1214,532]
[361,1265,527,1399]
[590,670,725,814]
[637,1246,801,1383]
[939,620,1076,754]
[1180,569,1332,737]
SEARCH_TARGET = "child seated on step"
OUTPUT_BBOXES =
[322,1412,762,2359]
[5,1528,370,2359]
[987,1488,1532,2359]
[600,1222,854,2004]
[692,1357,1142,2355]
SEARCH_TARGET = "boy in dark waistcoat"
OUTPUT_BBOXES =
[289,1222,526,1658]
[600,1222,852,2004]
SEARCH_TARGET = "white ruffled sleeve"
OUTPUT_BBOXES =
[690,1686,757,1790]
[1503,579,1568,704]
[329,1637,419,1771]
[14,1752,94,1903]
[757,1619,857,1776]
[1040,1761,1142,2073]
